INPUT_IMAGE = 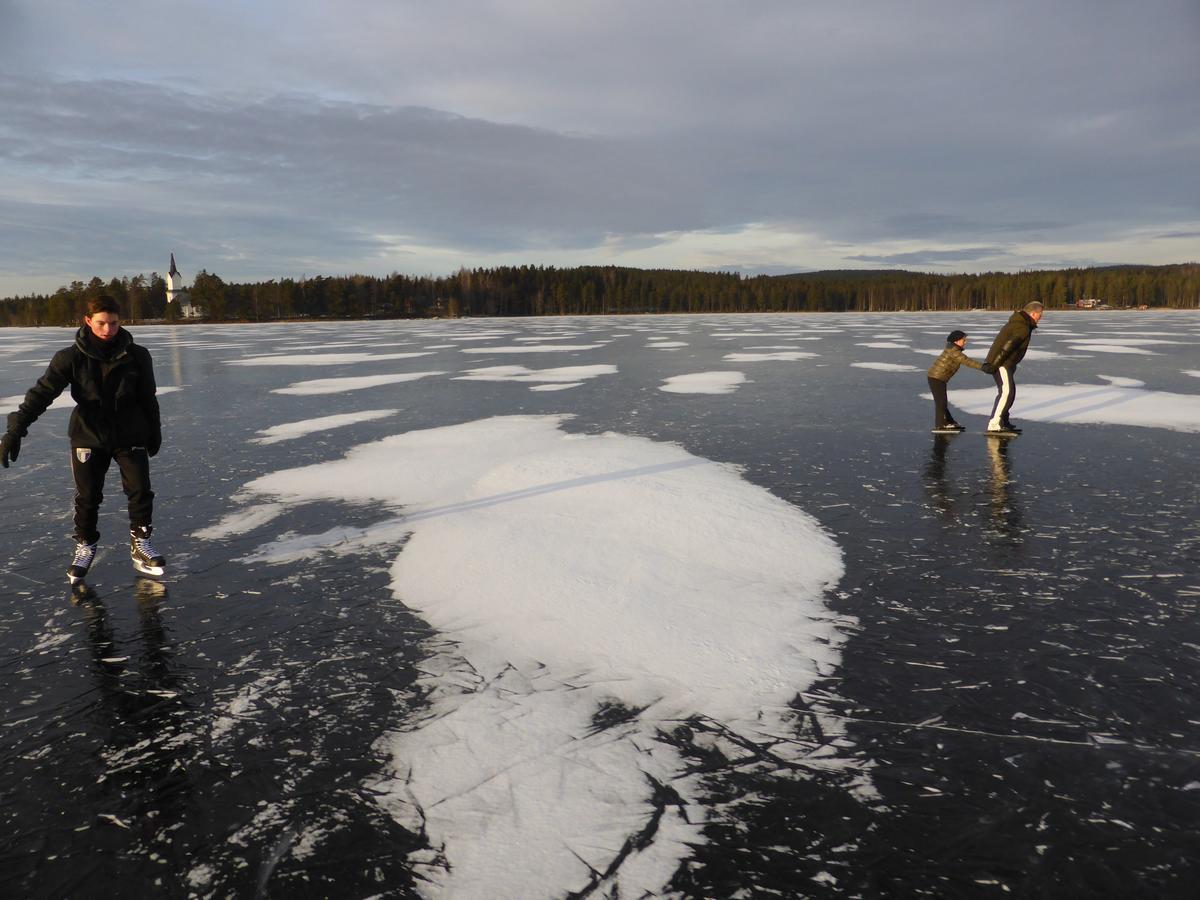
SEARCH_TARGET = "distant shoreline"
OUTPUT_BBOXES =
[3,263,1197,325]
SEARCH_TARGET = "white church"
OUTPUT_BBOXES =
[166,253,201,318]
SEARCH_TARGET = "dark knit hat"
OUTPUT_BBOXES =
[946,330,967,344]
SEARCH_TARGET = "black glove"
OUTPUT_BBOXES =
[147,435,162,458]
[0,432,21,467]
[980,363,995,375]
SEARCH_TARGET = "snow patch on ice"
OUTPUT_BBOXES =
[454,364,616,386]
[852,362,921,372]
[856,342,910,349]
[272,372,445,395]
[227,352,432,366]
[723,351,817,362]
[220,415,849,899]
[1096,375,1146,388]
[460,344,603,354]
[192,503,287,540]
[1066,344,1158,355]
[251,410,399,445]
[1067,338,1187,346]
[945,381,1200,432]
[1184,370,1200,379]
[660,371,746,394]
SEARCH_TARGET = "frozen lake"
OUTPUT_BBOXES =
[2,311,1198,897]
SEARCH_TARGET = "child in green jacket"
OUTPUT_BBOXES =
[926,330,992,433]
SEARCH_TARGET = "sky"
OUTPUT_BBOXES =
[1,0,1198,296]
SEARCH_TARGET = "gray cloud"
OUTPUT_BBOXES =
[845,248,1011,266]
[2,1,1199,292]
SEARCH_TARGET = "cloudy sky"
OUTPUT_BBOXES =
[1,0,1197,295]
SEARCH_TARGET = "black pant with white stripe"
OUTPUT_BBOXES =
[70,447,154,544]
[987,367,1016,431]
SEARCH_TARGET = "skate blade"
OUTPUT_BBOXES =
[132,562,166,579]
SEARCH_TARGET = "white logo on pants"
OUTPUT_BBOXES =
[75,448,92,463]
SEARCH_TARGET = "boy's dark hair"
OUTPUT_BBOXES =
[86,294,121,317]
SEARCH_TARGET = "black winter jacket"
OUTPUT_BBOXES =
[985,310,1038,371]
[9,327,161,451]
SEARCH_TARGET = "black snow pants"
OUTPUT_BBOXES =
[70,447,154,544]
[927,376,956,428]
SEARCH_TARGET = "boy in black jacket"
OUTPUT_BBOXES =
[1,295,166,583]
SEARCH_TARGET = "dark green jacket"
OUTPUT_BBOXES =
[985,310,1038,371]
[927,344,984,382]
[10,327,161,451]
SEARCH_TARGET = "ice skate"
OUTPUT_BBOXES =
[130,526,166,578]
[67,540,98,586]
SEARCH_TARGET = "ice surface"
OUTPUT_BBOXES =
[217,415,845,898]
[5,312,1200,898]
[0,392,77,411]
[0,385,182,411]
[911,347,1072,360]
[660,371,747,394]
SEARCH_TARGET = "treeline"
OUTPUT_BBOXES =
[2,263,1197,326]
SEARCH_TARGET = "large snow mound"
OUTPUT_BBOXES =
[215,415,848,898]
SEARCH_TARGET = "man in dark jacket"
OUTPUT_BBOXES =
[1,294,166,583]
[984,301,1043,435]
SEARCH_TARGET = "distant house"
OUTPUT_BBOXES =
[1076,297,1103,309]
[166,253,201,318]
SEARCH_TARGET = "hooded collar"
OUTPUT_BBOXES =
[1010,309,1037,330]
[75,325,132,362]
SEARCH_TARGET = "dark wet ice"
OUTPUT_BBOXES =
[2,313,1198,897]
